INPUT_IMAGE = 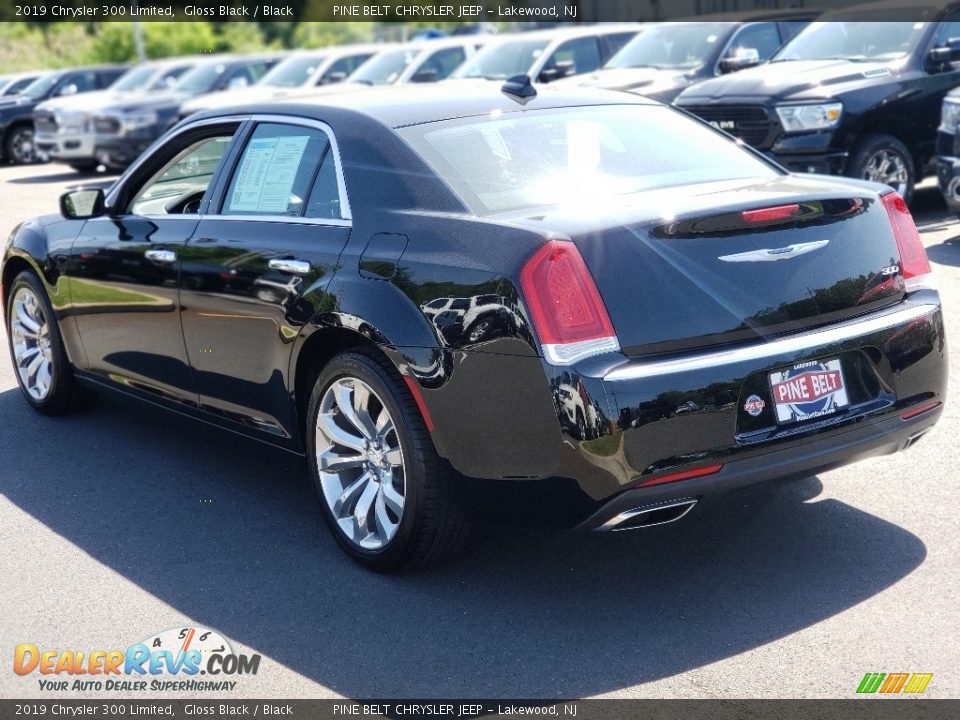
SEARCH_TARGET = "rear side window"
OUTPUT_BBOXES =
[223,122,338,218]
[399,105,778,215]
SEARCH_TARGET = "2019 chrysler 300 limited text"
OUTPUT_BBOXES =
[2,82,947,571]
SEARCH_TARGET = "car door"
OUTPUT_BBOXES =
[178,118,352,438]
[66,121,242,404]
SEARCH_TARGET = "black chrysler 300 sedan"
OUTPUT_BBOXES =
[2,84,947,571]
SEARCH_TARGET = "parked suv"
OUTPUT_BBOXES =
[178,46,380,120]
[450,25,640,84]
[89,54,280,170]
[34,59,198,171]
[556,11,816,103]
[674,2,960,203]
[0,65,127,164]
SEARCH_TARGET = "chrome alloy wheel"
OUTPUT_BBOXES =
[861,148,909,195]
[315,377,406,550]
[9,127,36,164]
[10,287,53,400]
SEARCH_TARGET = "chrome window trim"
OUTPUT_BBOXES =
[604,303,939,382]
[191,214,352,228]
[105,112,353,223]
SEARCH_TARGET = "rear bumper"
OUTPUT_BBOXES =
[575,402,941,530]
[420,296,947,528]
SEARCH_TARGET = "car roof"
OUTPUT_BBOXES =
[203,81,656,129]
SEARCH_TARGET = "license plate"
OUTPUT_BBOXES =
[768,358,849,424]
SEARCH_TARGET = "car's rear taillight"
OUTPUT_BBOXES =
[881,192,934,292]
[519,240,619,365]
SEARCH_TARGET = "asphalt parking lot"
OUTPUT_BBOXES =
[1,161,958,700]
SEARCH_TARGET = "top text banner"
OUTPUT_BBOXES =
[1,0,952,23]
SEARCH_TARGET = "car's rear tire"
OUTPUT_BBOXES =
[846,133,914,203]
[306,350,470,572]
[5,271,93,414]
[5,124,36,165]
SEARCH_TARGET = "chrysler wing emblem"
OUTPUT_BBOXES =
[718,239,830,263]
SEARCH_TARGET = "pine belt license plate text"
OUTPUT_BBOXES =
[768,358,849,424]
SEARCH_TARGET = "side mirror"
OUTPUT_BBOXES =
[538,60,575,84]
[719,47,761,74]
[57,83,79,96]
[410,69,439,83]
[927,37,960,69]
[60,189,105,220]
[226,76,249,90]
[319,71,347,85]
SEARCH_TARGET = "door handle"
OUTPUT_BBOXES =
[144,249,177,263]
[268,258,310,275]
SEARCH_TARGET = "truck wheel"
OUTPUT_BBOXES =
[307,350,470,572]
[5,124,36,164]
[847,133,914,203]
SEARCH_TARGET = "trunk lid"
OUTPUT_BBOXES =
[509,176,904,357]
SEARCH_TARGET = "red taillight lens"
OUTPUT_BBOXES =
[741,203,800,224]
[519,240,619,365]
[638,463,724,488]
[881,192,932,288]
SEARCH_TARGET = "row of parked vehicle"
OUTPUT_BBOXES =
[5,2,960,210]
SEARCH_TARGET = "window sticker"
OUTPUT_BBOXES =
[229,135,310,213]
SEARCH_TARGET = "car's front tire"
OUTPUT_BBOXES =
[306,350,469,572]
[5,271,91,414]
[5,124,37,165]
[847,133,914,203]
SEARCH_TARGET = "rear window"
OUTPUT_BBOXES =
[398,105,778,215]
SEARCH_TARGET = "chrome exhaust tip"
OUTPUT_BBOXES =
[596,498,698,532]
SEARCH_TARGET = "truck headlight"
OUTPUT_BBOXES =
[940,99,960,134]
[121,112,158,132]
[775,103,843,133]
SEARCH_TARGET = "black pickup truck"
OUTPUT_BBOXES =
[675,1,960,203]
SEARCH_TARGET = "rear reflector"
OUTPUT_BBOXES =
[741,203,800,224]
[638,463,724,488]
[881,192,934,291]
[403,375,434,433]
[520,240,619,365]
[901,400,941,421]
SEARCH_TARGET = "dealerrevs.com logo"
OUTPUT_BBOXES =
[14,626,260,692]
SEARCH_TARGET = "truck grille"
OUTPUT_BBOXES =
[680,105,773,148]
[93,115,121,134]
